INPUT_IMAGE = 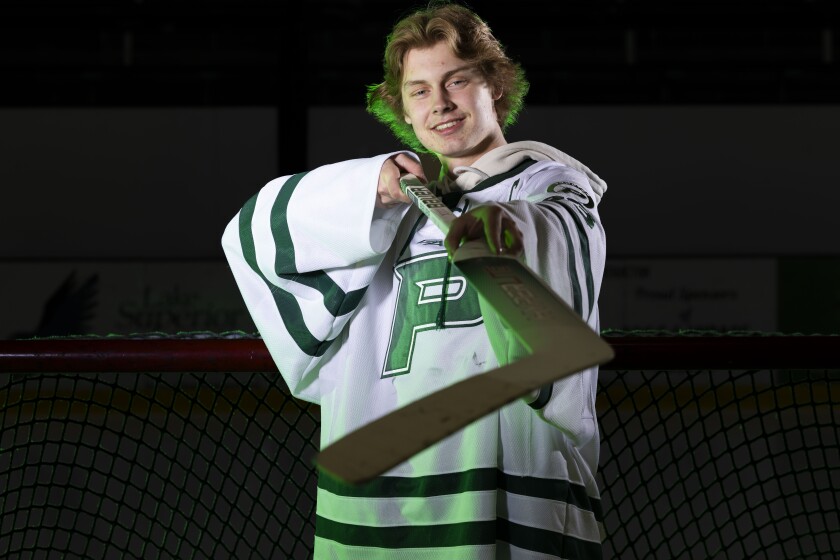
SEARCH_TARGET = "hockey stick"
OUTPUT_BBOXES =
[315,175,614,483]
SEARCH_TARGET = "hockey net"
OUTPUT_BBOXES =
[1,332,837,559]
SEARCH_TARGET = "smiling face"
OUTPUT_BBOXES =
[401,41,507,174]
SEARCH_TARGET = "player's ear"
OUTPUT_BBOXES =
[404,113,412,125]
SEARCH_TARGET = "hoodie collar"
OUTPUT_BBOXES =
[435,141,608,201]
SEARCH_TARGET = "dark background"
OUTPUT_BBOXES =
[4,0,839,171]
[2,0,840,337]
[1,6,836,559]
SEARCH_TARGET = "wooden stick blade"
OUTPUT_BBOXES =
[314,253,614,484]
[453,249,597,354]
[316,334,612,484]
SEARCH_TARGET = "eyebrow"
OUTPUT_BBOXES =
[402,65,476,89]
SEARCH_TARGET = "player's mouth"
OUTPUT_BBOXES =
[431,118,465,134]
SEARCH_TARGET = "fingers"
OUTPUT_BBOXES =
[444,217,473,256]
[377,154,428,209]
[501,215,524,254]
[393,153,427,183]
[482,206,506,254]
[445,205,524,258]
[377,158,410,208]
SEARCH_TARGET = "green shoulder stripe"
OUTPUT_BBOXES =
[567,208,595,317]
[540,205,583,315]
[540,201,596,318]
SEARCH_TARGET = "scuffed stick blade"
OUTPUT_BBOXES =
[316,331,612,484]
[316,346,609,484]
[452,244,604,354]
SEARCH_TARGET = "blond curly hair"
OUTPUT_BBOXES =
[366,2,529,152]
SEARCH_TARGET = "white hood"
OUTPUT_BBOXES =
[443,141,608,201]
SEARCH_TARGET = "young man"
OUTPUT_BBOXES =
[223,3,608,558]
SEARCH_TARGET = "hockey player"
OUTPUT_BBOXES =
[222,3,608,558]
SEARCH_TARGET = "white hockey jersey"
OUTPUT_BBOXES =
[222,141,608,559]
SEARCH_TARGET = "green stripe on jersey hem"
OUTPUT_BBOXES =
[316,515,496,549]
[499,518,603,559]
[315,516,603,558]
[318,467,603,522]
[313,538,496,559]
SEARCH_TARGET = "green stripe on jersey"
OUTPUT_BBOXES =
[555,210,583,315]
[267,172,368,317]
[237,192,262,274]
[280,270,368,317]
[270,171,307,273]
[568,208,596,317]
[499,518,603,559]
[316,515,496,549]
[541,202,596,317]
[470,159,538,193]
[237,177,337,357]
[315,516,602,558]
[313,538,495,559]
[319,467,498,498]
[539,204,587,315]
[318,468,602,522]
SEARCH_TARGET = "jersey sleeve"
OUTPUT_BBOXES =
[221,153,413,404]
[482,163,606,449]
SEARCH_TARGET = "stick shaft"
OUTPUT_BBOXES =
[399,174,454,234]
